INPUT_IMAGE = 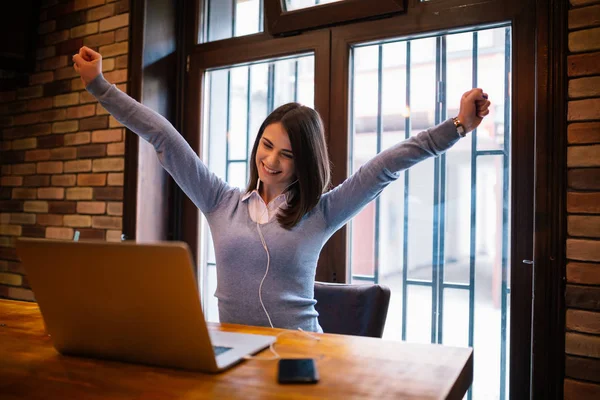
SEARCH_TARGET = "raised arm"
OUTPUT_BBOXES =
[320,89,490,233]
[73,46,232,214]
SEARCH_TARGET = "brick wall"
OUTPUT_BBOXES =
[565,0,600,398]
[0,0,129,301]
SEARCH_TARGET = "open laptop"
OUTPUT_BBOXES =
[16,238,276,372]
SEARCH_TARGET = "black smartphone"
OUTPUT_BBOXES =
[277,358,319,384]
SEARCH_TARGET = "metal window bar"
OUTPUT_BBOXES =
[374,44,384,285]
[401,41,411,341]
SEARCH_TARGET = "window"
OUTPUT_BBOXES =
[348,26,512,398]
[199,0,264,43]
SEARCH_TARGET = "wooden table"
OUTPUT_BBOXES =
[0,299,472,399]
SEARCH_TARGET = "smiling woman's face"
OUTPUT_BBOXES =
[255,122,296,193]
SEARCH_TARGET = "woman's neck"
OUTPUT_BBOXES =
[259,181,287,205]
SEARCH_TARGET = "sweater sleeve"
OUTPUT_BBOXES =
[319,118,461,233]
[86,74,232,214]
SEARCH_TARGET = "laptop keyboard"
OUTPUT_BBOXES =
[213,345,232,356]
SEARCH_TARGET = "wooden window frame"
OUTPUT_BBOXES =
[264,0,406,36]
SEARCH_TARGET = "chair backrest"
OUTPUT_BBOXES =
[313,282,391,338]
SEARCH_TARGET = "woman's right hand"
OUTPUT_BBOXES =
[72,46,103,87]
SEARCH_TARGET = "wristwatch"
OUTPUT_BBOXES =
[453,117,466,137]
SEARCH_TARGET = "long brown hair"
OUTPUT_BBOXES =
[246,103,330,229]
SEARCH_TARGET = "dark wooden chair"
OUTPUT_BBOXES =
[314,281,391,338]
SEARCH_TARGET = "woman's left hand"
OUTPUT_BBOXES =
[457,88,490,134]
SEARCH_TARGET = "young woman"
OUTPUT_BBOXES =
[73,46,490,333]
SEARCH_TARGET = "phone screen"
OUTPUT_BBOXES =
[277,358,319,384]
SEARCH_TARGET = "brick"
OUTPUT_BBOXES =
[77,144,106,158]
[0,101,27,115]
[99,41,128,58]
[92,129,122,143]
[0,272,22,286]
[0,91,16,103]
[567,261,600,284]
[64,214,92,227]
[64,159,92,173]
[0,187,10,200]
[115,27,128,42]
[116,0,129,12]
[569,76,600,98]
[38,20,56,35]
[12,188,37,199]
[567,238,600,261]
[16,86,43,100]
[48,201,76,214]
[94,186,122,200]
[569,168,600,190]
[55,66,80,81]
[37,214,63,226]
[23,201,48,213]
[569,215,600,238]
[43,80,71,97]
[41,55,69,71]
[50,147,77,160]
[74,0,105,11]
[46,226,74,240]
[106,201,122,216]
[0,214,9,224]
[37,161,63,175]
[571,0,600,6]
[47,2,74,19]
[96,103,109,115]
[99,13,129,32]
[23,175,50,187]
[66,104,95,119]
[83,31,115,47]
[87,3,116,21]
[3,123,50,139]
[13,112,41,126]
[1,176,22,187]
[51,174,77,186]
[568,122,600,144]
[107,142,124,156]
[9,213,36,225]
[0,201,23,212]
[77,228,106,240]
[107,172,123,186]
[71,22,99,38]
[107,116,122,129]
[106,229,122,242]
[567,309,600,334]
[568,98,600,120]
[12,164,36,175]
[66,187,93,200]
[566,331,600,357]
[52,120,79,134]
[29,71,55,86]
[25,150,51,162]
[569,27,600,53]
[39,108,67,122]
[38,187,65,200]
[27,97,54,111]
[72,78,85,91]
[102,57,115,72]
[77,201,106,214]
[0,225,21,236]
[3,260,23,274]
[36,45,56,60]
[92,157,123,172]
[568,52,600,77]
[92,215,121,229]
[103,69,127,84]
[6,286,35,301]
[77,173,106,186]
[38,134,64,149]
[64,132,91,146]
[80,115,108,130]
[568,145,600,167]
[569,4,600,30]
[55,38,84,55]
[55,11,86,31]
[79,91,97,104]
[0,151,25,164]
[115,55,127,70]
[12,138,37,150]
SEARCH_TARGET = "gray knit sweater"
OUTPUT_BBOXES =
[87,75,461,332]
